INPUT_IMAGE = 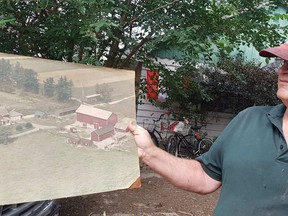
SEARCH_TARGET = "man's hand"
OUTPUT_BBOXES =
[128,121,156,159]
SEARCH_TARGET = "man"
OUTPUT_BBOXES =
[129,43,288,215]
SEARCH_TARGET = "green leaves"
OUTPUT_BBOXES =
[38,0,49,9]
[0,0,287,69]
[0,18,15,28]
[56,76,73,102]
[202,55,279,113]
[90,19,118,33]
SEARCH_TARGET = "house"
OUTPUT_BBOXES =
[0,107,23,125]
[85,94,101,103]
[9,110,23,121]
[56,106,78,117]
[0,106,9,117]
[91,125,115,142]
[75,104,117,129]
[34,111,47,119]
[0,116,10,126]
[68,138,93,147]
[0,107,11,125]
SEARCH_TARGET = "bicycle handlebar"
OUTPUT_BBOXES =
[190,125,203,130]
[183,118,206,130]
[150,113,166,123]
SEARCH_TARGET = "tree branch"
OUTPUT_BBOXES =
[128,0,181,24]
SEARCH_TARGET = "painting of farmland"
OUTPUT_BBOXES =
[0,52,140,205]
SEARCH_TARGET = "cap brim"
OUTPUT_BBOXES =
[259,45,288,61]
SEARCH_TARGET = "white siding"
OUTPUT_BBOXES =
[205,112,235,138]
[137,100,168,127]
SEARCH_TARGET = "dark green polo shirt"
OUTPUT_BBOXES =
[197,104,288,216]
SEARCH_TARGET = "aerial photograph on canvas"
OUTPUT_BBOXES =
[0,52,140,205]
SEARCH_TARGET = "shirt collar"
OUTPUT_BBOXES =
[267,104,286,130]
[268,103,286,119]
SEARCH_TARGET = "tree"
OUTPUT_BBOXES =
[55,76,73,102]
[43,77,55,97]
[0,59,14,92]
[94,83,113,103]
[11,62,25,88]
[0,1,287,68]
[25,122,33,129]
[22,69,39,93]
[141,62,212,120]
[15,125,23,132]
[0,127,10,144]
[0,59,12,83]
[0,59,40,93]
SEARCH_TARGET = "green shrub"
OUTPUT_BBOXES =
[15,125,23,131]
[201,55,279,113]
[25,122,33,129]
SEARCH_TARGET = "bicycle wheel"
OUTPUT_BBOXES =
[148,131,159,147]
[198,138,213,155]
[177,134,197,159]
[166,133,181,155]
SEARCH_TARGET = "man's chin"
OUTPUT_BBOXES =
[277,91,288,104]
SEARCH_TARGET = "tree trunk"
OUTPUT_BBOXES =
[105,39,120,68]
[67,40,75,62]
[78,46,84,61]
[118,37,149,69]
[134,61,143,113]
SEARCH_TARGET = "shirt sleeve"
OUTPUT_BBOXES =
[195,113,241,182]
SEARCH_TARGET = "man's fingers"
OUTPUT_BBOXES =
[128,121,138,135]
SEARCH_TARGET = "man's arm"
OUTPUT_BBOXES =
[129,122,221,194]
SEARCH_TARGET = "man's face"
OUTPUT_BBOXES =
[277,60,288,103]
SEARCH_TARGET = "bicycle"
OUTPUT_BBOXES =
[166,118,191,153]
[168,124,213,159]
[166,131,185,154]
[142,113,167,149]
[142,112,183,150]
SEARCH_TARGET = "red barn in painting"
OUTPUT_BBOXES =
[91,125,115,142]
[76,104,117,129]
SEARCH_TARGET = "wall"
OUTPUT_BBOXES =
[204,112,235,138]
[137,102,234,139]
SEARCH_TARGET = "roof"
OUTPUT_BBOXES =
[114,122,128,130]
[0,107,9,116]
[92,125,114,136]
[85,94,101,99]
[55,106,78,115]
[35,111,46,116]
[76,104,113,120]
[9,110,22,117]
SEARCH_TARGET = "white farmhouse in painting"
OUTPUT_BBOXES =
[9,110,23,121]
[0,107,23,125]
